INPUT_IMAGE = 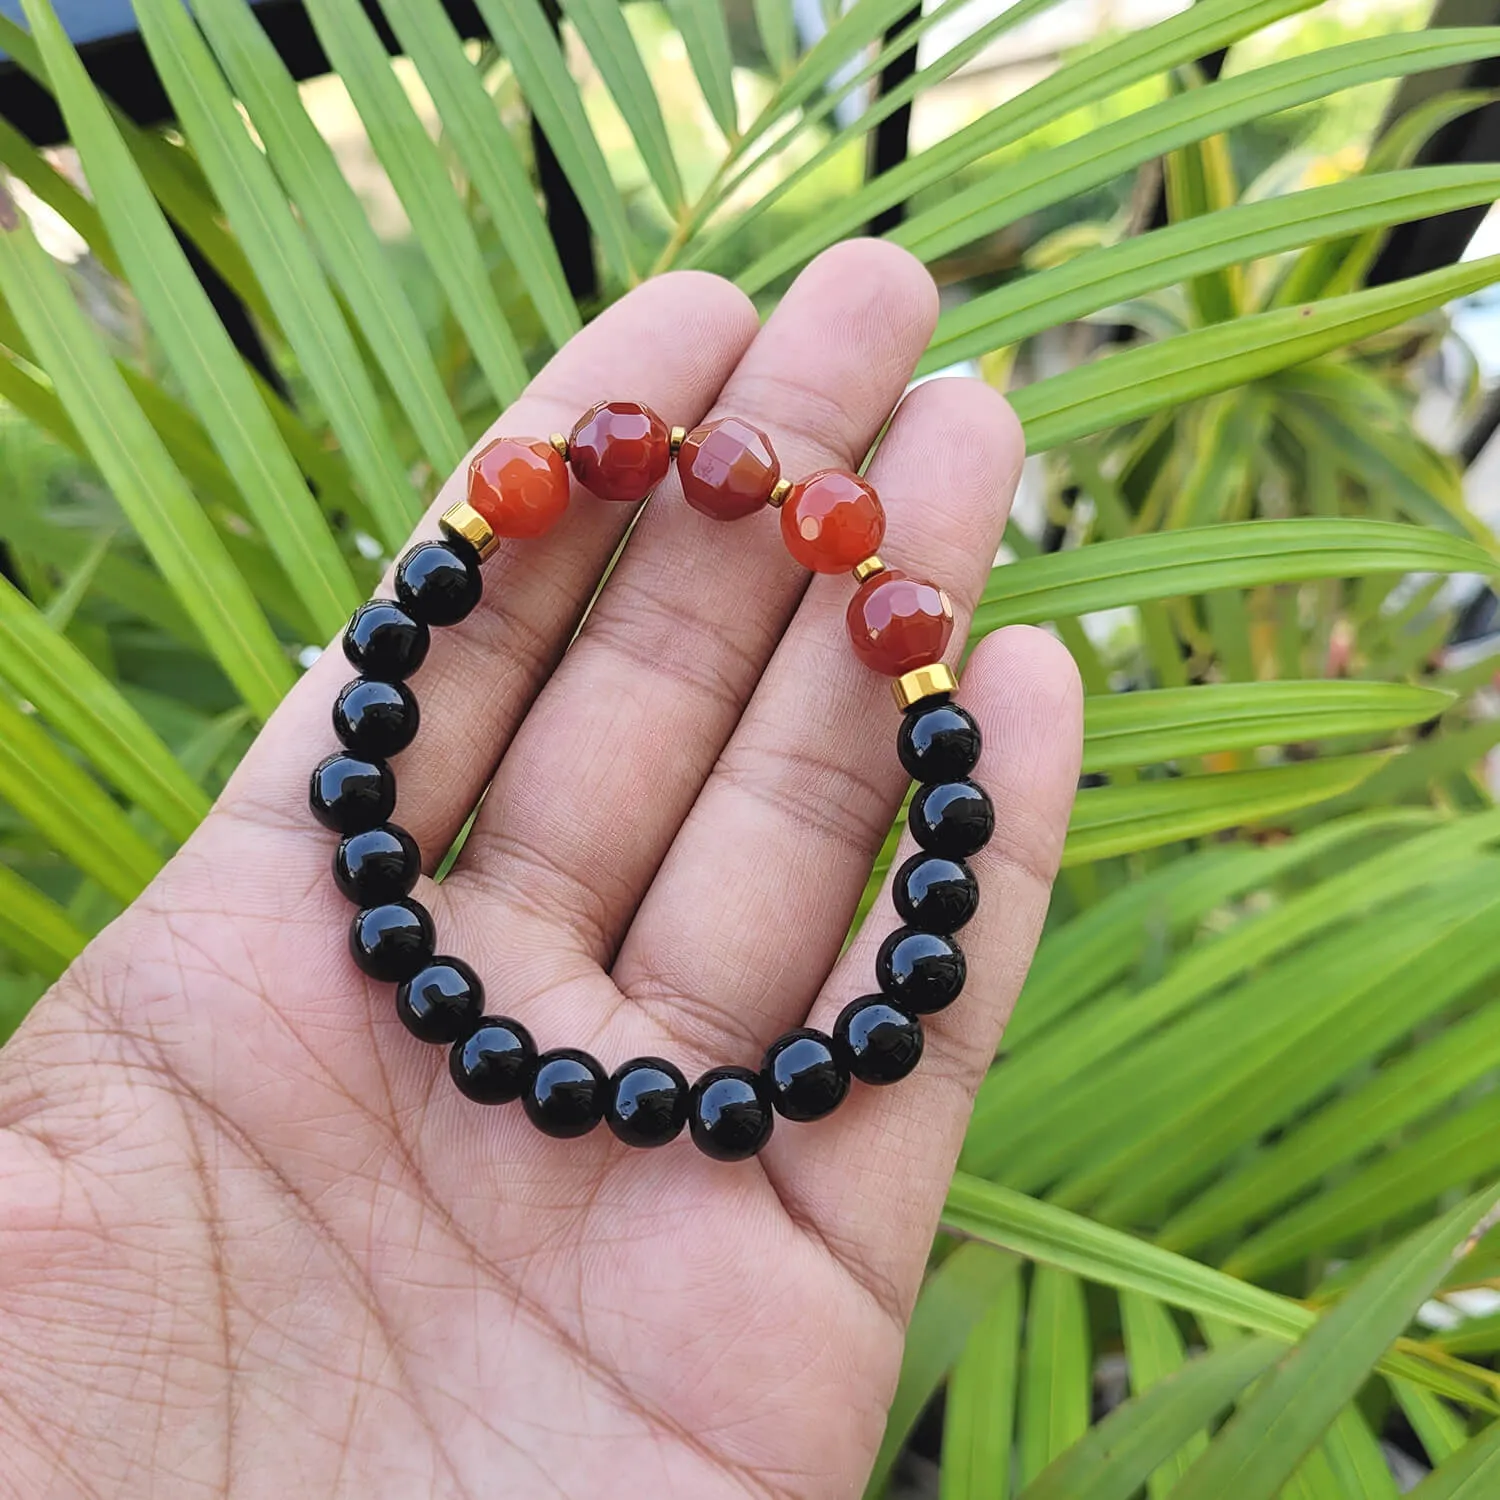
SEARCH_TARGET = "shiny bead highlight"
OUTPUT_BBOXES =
[910,780,995,860]
[607,1057,690,1148]
[846,570,954,677]
[466,438,570,540]
[450,1017,536,1105]
[893,852,979,934]
[875,929,966,1014]
[781,469,885,573]
[689,1067,774,1161]
[395,540,482,627]
[343,600,429,682]
[524,1049,608,1137]
[333,678,420,760]
[396,956,484,1043]
[349,898,435,982]
[569,400,671,502]
[763,1029,849,1122]
[834,998,923,1085]
[898,701,981,782]
[677,416,781,521]
[333,824,420,906]
[309,752,394,834]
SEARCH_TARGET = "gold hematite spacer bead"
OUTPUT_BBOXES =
[440,500,499,562]
[892,662,958,712]
[851,554,887,583]
[767,477,792,509]
[669,424,686,456]
[548,432,570,459]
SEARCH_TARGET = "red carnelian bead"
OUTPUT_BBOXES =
[467,437,570,539]
[846,569,955,676]
[677,417,780,521]
[781,469,885,573]
[569,400,671,502]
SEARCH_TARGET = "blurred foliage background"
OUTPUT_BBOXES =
[7,0,1500,1492]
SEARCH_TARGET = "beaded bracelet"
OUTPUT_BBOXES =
[309,401,994,1162]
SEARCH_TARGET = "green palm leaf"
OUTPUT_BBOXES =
[19,0,361,639]
[922,166,1500,373]
[191,0,468,477]
[382,0,580,347]
[0,189,291,718]
[0,862,87,980]
[1168,1189,1500,1500]
[129,0,421,553]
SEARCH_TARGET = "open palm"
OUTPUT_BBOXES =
[0,242,1080,1499]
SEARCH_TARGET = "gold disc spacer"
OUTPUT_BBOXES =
[851,555,887,584]
[669,424,686,456]
[440,500,499,562]
[767,478,792,509]
[892,662,957,712]
[548,432,570,459]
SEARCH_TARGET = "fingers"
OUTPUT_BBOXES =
[445,241,938,967]
[764,627,1082,1321]
[218,271,760,864]
[606,376,1024,1064]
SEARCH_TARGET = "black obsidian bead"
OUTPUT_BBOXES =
[333,677,420,760]
[395,540,481,627]
[607,1057,689,1148]
[894,852,979,934]
[524,1049,608,1138]
[763,1029,849,1122]
[450,1016,536,1104]
[396,956,484,1043]
[898,701,981,783]
[876,927,966,1014]
[349,898,435,982]
[310,752,395,834]
[689,1067,774,1161]
[333,824,421,906]
[343,600,430,682]
[834,997,924,1085]
[910,779,994,860]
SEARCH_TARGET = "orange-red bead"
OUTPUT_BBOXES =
[781,469,885,573]
[467,437,571,539]
[846,570,954,676]
[569,400,671,502]
[678,417,780,521]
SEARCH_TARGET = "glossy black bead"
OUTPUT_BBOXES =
[348,898,435,982]
[834,997,924,1085]
[333,677,420,760]
[395,540,481,627]
[524,1049,608,1138]
[689,1067,774,1162]
[898,701,981,783]
[309,752,395,834]
[876,927,966,1014]
[396,956,484,1044]
[450,1016,536,1104]
[333,824,421,906]
[343,599,429,682]
[893,852,979,934]
[607,1057,689,1148]
[910,779,994,860]
[763,1029,849,1122]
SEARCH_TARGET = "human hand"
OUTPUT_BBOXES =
[0,241,1081,1499]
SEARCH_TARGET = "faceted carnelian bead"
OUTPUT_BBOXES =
[781,469,885,573]
[467,437,570,540]
[569,400,671,502]
[846,569,955,676]
[677,416,780,521]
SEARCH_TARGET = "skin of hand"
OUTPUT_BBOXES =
[0,241,1081,1500]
